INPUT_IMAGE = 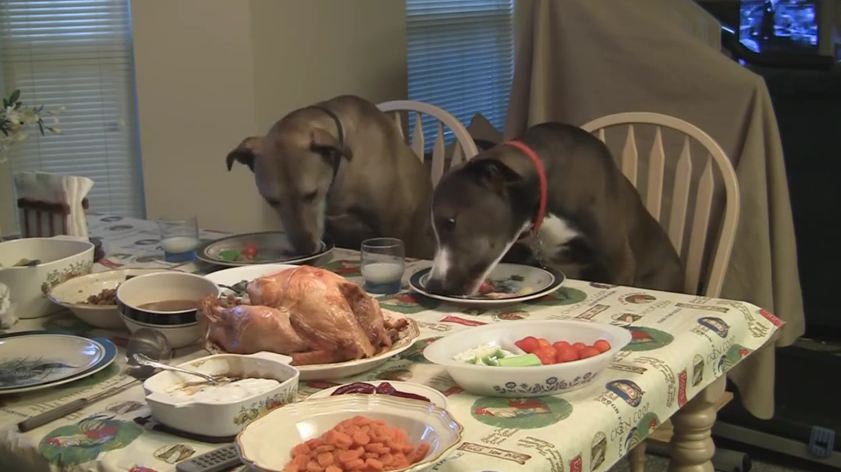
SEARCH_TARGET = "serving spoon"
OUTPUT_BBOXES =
[129,352,224,384]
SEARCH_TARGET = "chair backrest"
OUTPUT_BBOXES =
[580,112,740,297]
[377,100,479,187]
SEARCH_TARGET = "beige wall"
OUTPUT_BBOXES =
[132,0,407,233]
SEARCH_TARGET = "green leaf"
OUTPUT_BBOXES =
[8,89,20,104]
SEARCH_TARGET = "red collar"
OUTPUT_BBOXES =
[503,140,547,238]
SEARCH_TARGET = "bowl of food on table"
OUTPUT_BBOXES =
[307,381,448,409]
[200,265,419,380]
[143,351,299,437]
[236,394,462,472]
[116,271,219,348]
[0,236,94,318]
[423,319,631,397]
[48,268,168,329]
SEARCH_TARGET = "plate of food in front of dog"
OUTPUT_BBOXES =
[196,231,334,267]
[198,265,420,380]
[408,263,564,306]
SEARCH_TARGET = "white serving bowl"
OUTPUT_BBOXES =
[307,380,449,409]
[144,351,299,437]
[423,319,632,397]
[236,395,463,472]
[48,268,168,329]
[0,237,94,318]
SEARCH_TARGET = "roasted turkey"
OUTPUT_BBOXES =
[199,266,406,365]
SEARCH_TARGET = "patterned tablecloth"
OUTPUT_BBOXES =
[0,215,783,472]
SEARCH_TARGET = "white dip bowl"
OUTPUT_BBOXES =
[143,351,299,437]
[423,319,632,397]
[0,237,94,318]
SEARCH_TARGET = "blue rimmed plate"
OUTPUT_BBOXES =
[0,331,118,394]
[409,263,565,307]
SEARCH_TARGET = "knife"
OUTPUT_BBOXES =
[17,380,139,432]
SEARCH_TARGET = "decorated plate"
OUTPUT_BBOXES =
[409,263,564,306]
[0,332,117,394]
[197,232,333,267]
[307,380,448,409]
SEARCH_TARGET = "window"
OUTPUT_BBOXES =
[0,0,144,220]
[406,0,515,144]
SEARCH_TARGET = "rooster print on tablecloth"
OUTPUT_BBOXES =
[39,413,142,466]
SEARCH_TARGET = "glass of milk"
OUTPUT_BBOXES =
[360,238,405,294]
[157,216,200,263]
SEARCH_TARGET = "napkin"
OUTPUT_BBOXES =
[14,172,94,238]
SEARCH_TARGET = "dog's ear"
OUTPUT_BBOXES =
[471,159,522,195]
[310,128,353,161]
[225,137,262,172]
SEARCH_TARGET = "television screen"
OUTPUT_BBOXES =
[739,0,819,53]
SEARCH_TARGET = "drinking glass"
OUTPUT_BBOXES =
[157,216,199,262]
[360,238,405,294]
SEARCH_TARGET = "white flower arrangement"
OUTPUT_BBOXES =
[1,89,62,163]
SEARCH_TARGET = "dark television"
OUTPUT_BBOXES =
[739,0,819,53]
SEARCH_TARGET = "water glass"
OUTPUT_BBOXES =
[360,238,405,294]
[157,216,199,263]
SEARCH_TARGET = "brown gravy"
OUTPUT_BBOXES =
[138,299,197,312]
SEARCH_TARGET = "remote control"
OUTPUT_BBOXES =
[176,444,241,472]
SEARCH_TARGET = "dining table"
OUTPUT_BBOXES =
[0,214,783,472]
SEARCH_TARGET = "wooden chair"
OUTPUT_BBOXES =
[17,198,89,238]
[377,100,479,187]
[580,112,741,471]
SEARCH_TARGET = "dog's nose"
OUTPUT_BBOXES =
[425,277,445,294]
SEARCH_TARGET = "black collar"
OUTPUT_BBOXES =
[310,105,345,185]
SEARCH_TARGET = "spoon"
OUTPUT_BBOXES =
[17,328,173,432]
[129,353,223,384]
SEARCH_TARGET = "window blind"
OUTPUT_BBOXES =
[0,0,144,220]
[406,0,514,145]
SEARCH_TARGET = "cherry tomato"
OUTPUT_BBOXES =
[536,347,557,365]
[242,243,258,260]
[579,347,601,359]
[555,346,579,363]
[537,338,551,349]
[552,341,571,352]
[479,280,494,294]
[594,339,612,353]
[515,336,539,354]
[572,342,587,352]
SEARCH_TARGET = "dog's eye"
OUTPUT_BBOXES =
[265,198,281,207]
[303,191,318,202]
[441,217,456,232]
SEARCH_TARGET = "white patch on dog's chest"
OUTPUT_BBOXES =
[537,214,580,259]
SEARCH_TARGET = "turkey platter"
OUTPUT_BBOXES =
[198,266,418,369]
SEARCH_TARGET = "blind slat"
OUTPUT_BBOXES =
[407,0,513,149]
[0,0,143,220]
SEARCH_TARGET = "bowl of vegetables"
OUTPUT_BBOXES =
[423,319,631,397]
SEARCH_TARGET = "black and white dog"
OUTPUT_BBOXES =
[425,122,684,295]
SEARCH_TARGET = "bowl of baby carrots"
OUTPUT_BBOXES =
[235,395,463,472]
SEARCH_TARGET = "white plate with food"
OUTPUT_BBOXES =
[409,263,564,306]
[236,395,462,472]
[200,265,420,380]
[48,268,169,329]
[307,380,448,409]
[0,332,117,394]
[197,231,333,267]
